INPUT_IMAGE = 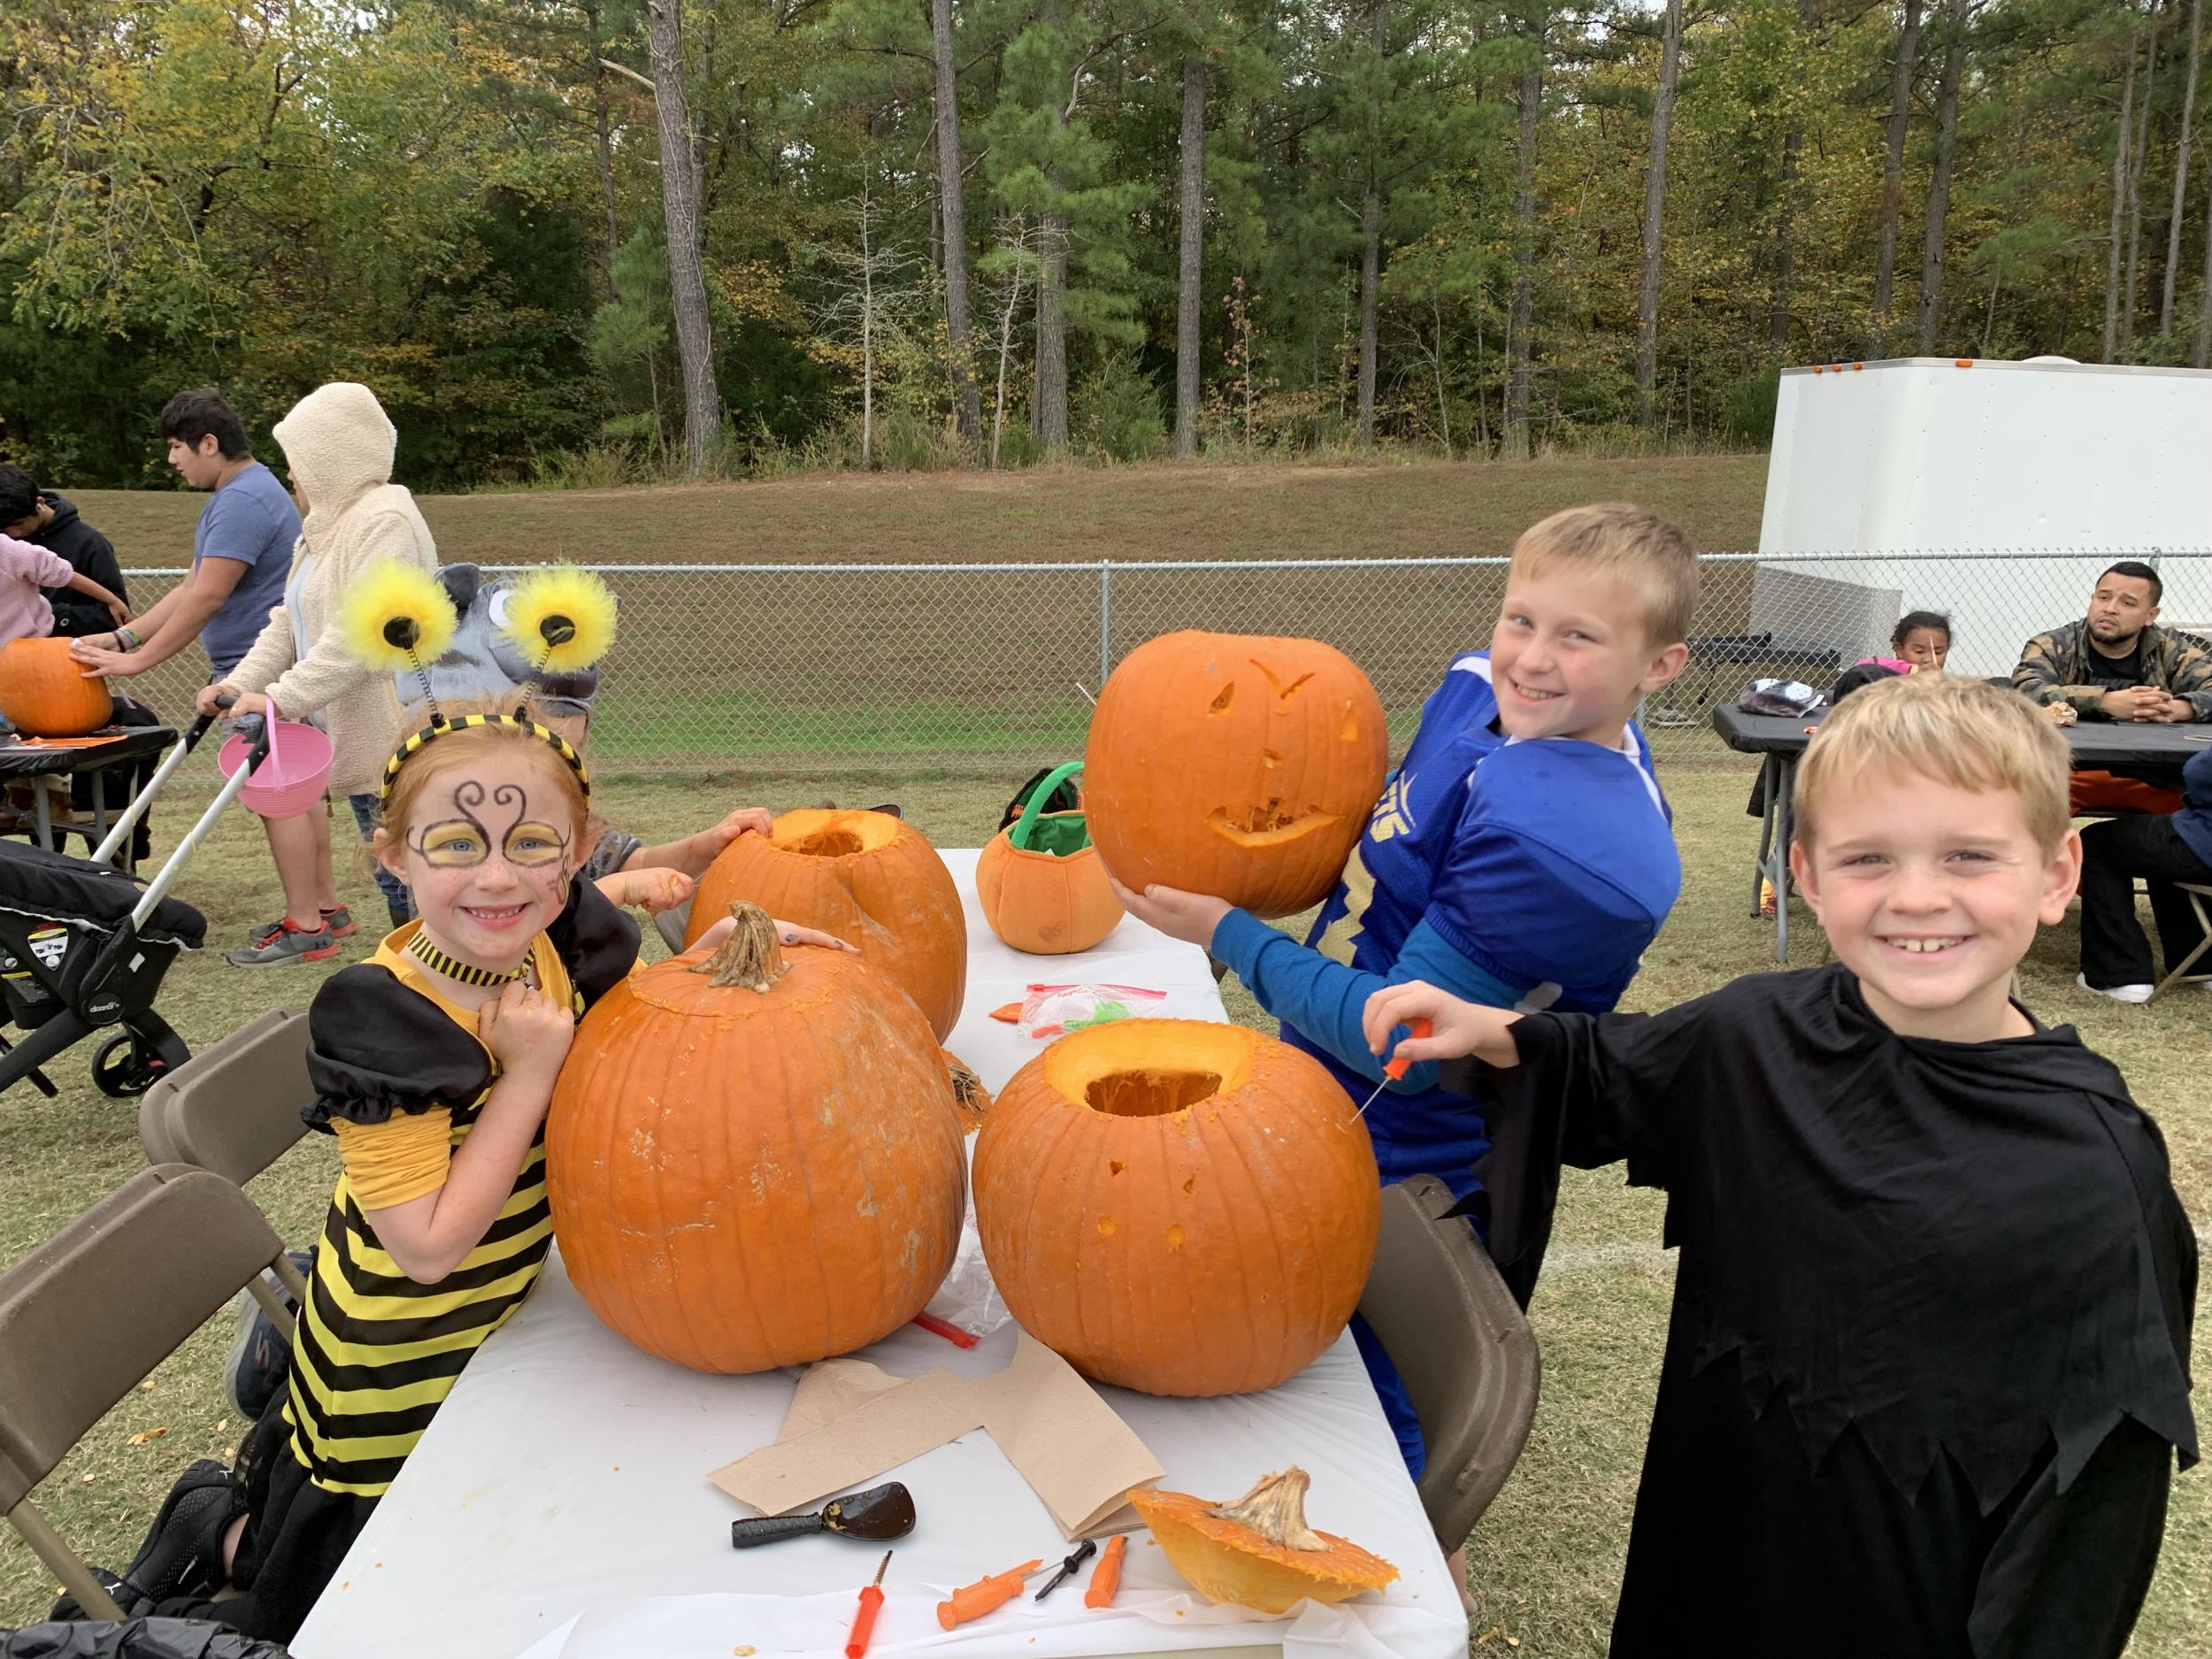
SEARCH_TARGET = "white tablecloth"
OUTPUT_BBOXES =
[289,852,1463,1659]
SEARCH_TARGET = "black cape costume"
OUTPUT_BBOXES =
[1446,963,2197,1659]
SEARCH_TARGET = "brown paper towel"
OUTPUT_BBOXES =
[709,1333,1160,1539]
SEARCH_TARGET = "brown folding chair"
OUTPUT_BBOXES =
[2150,882,2212,1001]
[0,1165,303,1620]
[138,1008,312,1188]
[1356,1172,1541,1552]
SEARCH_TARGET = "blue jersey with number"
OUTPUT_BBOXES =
[1278,652,1681,1194]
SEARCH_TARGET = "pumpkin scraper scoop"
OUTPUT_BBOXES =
[730,1481,916,1548]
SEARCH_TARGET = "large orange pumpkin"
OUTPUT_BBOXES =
[972,1018,1379,1397]
[683,809,967,1041]
[1084,632,1386,918]
[547,904,967,1373]
[0,638,113,737]
[975,762,1122,956]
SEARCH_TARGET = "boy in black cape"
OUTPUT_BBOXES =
[1366,672,2197,1659]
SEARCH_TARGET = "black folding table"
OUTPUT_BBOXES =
[1711,705,2208,962]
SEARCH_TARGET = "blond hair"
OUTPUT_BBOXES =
[1796,673,2071,852]
[1511,503,1701,648]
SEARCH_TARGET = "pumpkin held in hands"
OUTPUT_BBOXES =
[1084,632,1386,918]
[547,903,967,1373]
[1132,1468,1398,1614]
[0,638,112,737]
[972,1018,1379,1397]
[975,762,1122,955]
[683,809,967,1041]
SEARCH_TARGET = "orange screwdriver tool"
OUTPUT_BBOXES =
[845,1551,891,1659]
[1354,1018,1432,1118]
[1083,1535,1127,1609]
[937,1559,1043,1631]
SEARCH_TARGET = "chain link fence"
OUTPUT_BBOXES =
[107,550,2212,778]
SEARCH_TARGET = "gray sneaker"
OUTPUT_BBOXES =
[227,918,341,967]
[245,905,354,949]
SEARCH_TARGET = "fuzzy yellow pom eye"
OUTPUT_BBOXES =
[503,567,618,675]
[340,563,457,670]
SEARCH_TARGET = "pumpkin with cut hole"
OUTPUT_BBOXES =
[1132,1467,1398,1614]
[972,1018,1379,1397]
[683,809,967,1041]
[1084,631,1386,918]
[548,904,967,1373]
[0,638,113,737]
[976,762,1122,955]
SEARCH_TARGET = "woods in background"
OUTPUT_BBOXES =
[3,0,2208,488]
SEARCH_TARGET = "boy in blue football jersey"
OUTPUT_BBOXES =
[1110,503,1696,1473]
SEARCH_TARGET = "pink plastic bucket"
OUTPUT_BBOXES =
[218,717,334,819]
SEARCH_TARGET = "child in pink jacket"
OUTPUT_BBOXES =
[0,533,129,647]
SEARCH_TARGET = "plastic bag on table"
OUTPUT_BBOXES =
[922,1202,1011,1339]
[1018,982,1167,1041]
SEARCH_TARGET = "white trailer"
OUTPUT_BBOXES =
[1752,357,2212,679]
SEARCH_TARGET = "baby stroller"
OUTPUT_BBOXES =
[0,708,274,1099]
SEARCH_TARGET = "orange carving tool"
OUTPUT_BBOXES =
[937,1560,1042,1631]
[845,1550,891,1659]
[1354,1018,1432,1118]
[1083,1535,1126,1609]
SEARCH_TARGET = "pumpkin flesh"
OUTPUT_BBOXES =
[1084,632,1386,918]
[1130,1468,1398,1614]
[972,1019,1379,1397]
[684,809,967,1041]
[548,907,967,1374]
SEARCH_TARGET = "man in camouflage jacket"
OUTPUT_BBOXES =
[2013,562,2212,723]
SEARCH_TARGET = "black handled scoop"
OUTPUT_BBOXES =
[730,1482,916,1549]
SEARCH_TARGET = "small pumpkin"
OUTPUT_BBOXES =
[972,1018,1379,1397]
[1084,631,1387,918]
[684,809,967,1041]
[975,762,1123,956]
[943,1048,993,1133]
[548,903,967,1374]
[0,638,113,737]
[1131,1467,1398,1613]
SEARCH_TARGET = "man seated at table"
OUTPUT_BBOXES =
[2013,560,2211,812]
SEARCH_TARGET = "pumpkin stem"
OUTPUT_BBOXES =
[1204,1467,1328,1552]
[693,901,789,993]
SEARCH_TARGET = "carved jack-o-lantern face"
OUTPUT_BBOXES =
[1084,632,1388,918]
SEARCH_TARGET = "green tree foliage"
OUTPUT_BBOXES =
[3,0,2208,483]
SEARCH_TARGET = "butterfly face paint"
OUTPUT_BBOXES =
[386,757,579,975]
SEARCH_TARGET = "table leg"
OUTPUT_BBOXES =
[1750,756,1778,918]
[90,772,111,864]
[32,783,52,853]
[1772,757,1796,965]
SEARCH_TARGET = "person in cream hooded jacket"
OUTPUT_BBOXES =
[202,382,434,962]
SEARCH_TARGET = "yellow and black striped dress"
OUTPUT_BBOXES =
[215,879,635,1641]
[287,926,572,1494]
[288,879,634,1494]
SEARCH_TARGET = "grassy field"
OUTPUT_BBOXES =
[0,759,2205,1654]
[69,457,1777,777]
[72,455,1773,569]
[3,458,2204,1652]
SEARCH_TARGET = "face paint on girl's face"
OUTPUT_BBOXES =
[385,758,577,972]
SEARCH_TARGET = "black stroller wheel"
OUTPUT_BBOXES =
[91,1031,162,1098]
